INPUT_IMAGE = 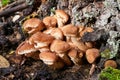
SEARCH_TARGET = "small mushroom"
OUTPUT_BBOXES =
[86,48,100,76]
[61,24,78,37]
[61,24,78,41]
[104,60,117,68]
[28,32,55,49]
[16,41,37,55]
[23,18,45,34]
[44,28,64,40]
[50,28,64,40]
[39,51,64,69]
[50,40,72,66]
[68,49,83,65]
[71,37,88,52]
[50,39,70,53]
[54,10,69,27]
[85,48,100,64]
[80,27,94,37]
[43,16,57,28]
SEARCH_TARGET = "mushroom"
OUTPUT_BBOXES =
[50,39,72,66]
[39,46,50,52]
[85,48,100,64]
[43,16,57,28]
[44,28,64,40]
[50,28,64,40]
[39,51,64,69]
[85,42,93,49]
[43,28,54,34]
[62,24,78,36]
[61,24,78,41]
[28,32,55,49]
[104,60,117,68]
[16,41,37,55]
[79,27,94,37]
[23,18,45,34]
[54,10,69,27]
[50,39,70,53]
[71,37,88,52]
[68,49,83,65]
[85,48,100,76]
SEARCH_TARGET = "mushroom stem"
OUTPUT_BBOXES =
[57,53,72,66]
[89,63,96,76]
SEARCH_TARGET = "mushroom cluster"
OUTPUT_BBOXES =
[16,10,100,69]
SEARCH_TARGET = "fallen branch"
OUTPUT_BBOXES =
[0,3,29,17]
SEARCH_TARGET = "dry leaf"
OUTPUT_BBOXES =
[0,55,10,68]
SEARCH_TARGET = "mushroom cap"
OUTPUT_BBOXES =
[23,18,45,34]
[50,39,70,53]
[16,41,37,55]
[86,48,100,64]
[85,42,93,48]
[43,16,57,28]
[104,60,117,68]
[39,52,58,65]
[44,28,64,40]
[71,37,88,52]
[68,49,83,65]
[43,28,54,34]
[55,10,69,27]
[80,27,94,37]
[50,28,64,40]
[61,24,78,36]
[68,49,78,60]
[39,46,50,52]
[28,32,55,48]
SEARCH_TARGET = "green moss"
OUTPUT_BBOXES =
[1,0,10,6]
[99,67,120,80]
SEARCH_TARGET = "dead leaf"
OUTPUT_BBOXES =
[0,55,10,68]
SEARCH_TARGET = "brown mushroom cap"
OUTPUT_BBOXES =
[43,16,57,28]
[50,28,64,40]
[71,37,88,52]
[50,39,70,53]
[68,49,78,60]
[23,18,45,34]
[86,48,100,64]
[104,60,117,68]
[39,52,58,65]
[68,49,83,65]
[80,27,94,37]
[39,46,50,52]
[85,42,93,48]
[61,24,78,37]
[16,41,37,55]
[28,32,55,48]
[55,10,69,27]
[44,28,64,40]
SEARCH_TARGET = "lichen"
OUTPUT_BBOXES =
[99,67,120,80]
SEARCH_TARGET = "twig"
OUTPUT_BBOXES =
[0,3,29,17]
[4,0,26,10]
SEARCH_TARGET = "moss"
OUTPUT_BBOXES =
[99,67,120,80]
